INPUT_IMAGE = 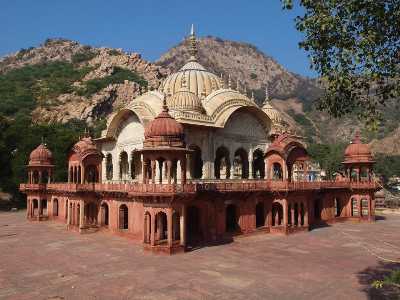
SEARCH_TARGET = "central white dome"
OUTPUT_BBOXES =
[159,61,223,100]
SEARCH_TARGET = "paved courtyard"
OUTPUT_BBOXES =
[1,211,400,300]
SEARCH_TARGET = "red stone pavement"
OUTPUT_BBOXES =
[1,211,400,300]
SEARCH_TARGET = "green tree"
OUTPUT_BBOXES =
[282,0,400,128]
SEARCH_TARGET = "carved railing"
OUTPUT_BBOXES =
[20,179,378,195]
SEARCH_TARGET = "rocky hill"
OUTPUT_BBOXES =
[0,37,398,154]
[0,39,168,124]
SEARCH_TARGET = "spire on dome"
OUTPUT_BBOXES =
[188,24,198,62]
[162,96,169,112]
[352,130,361,144]
[264,85,270,102]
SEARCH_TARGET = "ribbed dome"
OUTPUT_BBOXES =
[168,87,204,113]
[159,63,222,100]
[144,106,183,140]
[262,101,282,123]
[29,144,53,166]
[74,137,98,154]
[343,132,374,164]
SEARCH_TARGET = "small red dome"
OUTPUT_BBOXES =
[74,137,98,153]
[29,144,53,166]
[145,108,183,139]
[343,131,374,163]
[71,136,101,160]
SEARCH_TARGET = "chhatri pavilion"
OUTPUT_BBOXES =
[20,27,379,254]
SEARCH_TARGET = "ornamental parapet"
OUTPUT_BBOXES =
[20,180,378,196]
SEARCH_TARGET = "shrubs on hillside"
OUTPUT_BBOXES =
[0,62,92,117]
[76,67,147,97]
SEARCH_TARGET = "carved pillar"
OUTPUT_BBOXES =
[79,201,85,229]
[142,160,147,184]
[304,201,309,226]
[155,161,160,184]
[283,200,288,227]
[248,150,253,179]
[177,161,182,183]
[167,208,173,247]
[150,211,155,246]
[151,160,156,184]
[67,203,71,225]
[291,203,295,226]
[230,157,235,179]
[38,199,42,218]
[180,205,186,247]
[167,160,172,184]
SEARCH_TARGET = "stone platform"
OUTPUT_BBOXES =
[0,211,399,300]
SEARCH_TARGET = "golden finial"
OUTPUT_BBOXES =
[251,90,255,101]
[228,74,232,89]
[162,96,169,112]
[188,24,198,62]
[265,85,270,101]
[220,73,225,88]
[236,79,240,92]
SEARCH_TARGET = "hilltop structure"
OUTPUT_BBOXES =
[20,27,378,254]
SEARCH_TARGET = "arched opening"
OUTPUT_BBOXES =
[314,199,322,220]
[42,170,49,183]
[144,212,151,244]
[69,167,73,183]
[77,166,81,183]
[53,199,58,217]
[119,151,129,181]
[361,198,369,216]
[252,149,265,179]
[119,204,129,230]
[233,148,249,179]
[300,202,305,225]
[225,204,238,232]
[334,198,341,217]
[33,199,38,216]
[106,154,113,180]
[215,147,230,179]
[172,211,180,241]
[85,202,98,225]
[155,212,168,242]
[272,202,283,226]
[187,206,201,245]
[272,162,283,180]
[288,203,292,225]
[42,200,48,216]
[255,202,265,228]
[130,151,141,180]
[294,203,299,226]
[101,202,109,226]
[350,169,358,181]
[360,168,369,181]
[33,171,39,184]
[351,198,359,216]
[189,145,203,179]
[85,165,99,183]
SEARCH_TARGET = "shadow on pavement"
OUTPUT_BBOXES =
[357,261,400,299]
